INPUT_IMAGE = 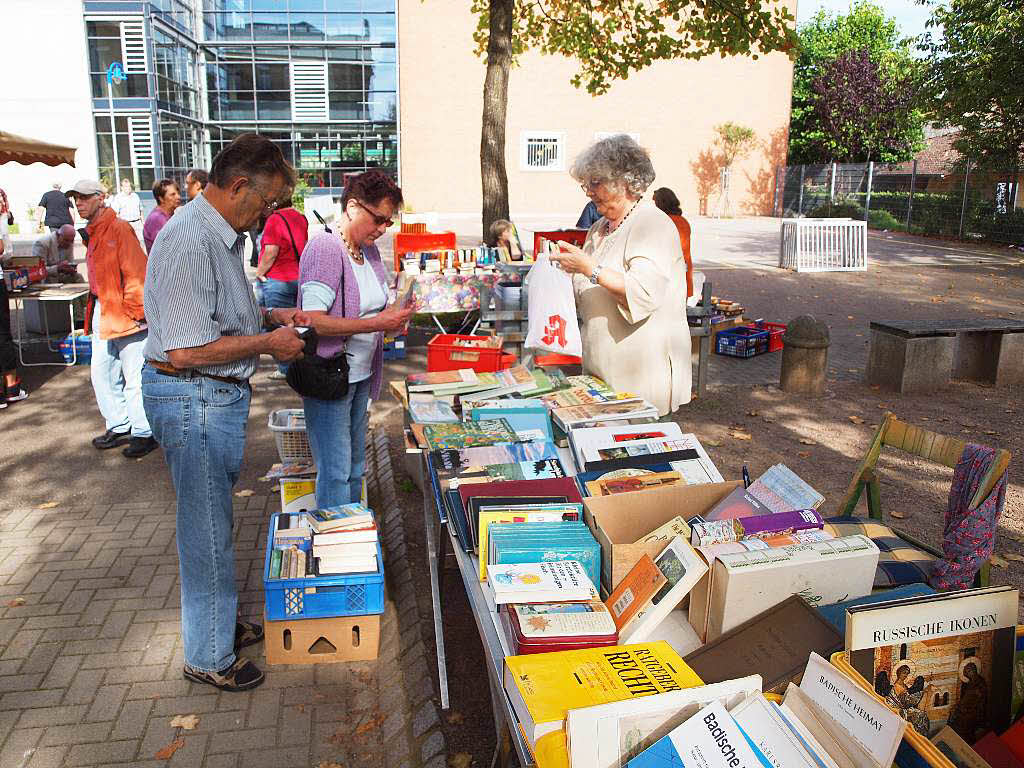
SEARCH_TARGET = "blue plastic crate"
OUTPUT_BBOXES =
[715,326,770,358]
[264,512,385,621]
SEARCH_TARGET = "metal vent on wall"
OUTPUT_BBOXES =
[291,61,329,122]
[127,116,155,168]
[521,131,565,171]
[119,20,148,73]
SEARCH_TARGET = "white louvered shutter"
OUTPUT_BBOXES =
[127,116,155,168]
[290,61,329,122]
[120,20,148,73]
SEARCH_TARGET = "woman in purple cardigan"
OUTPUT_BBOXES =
[298,172,413,507]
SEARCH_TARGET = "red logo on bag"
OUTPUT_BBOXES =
[542,314,567,348]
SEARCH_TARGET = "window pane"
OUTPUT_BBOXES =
[325,13,367,41]
[327,46,361,60]
[326,0,359,9]
[328,62,363,90]
[221,92,256,119]
[290,13,325,39]
[328,92,363,120]
[364,13,395,43]
[93,73,150,98]
[257,92,291,119]
[252,12,290,38]
[211,11,252,38]
[290,0,325,9]
[362,0,394,10]
[88,37,123,72]
[221,62,255,90]
[366,60,394,90]
[255,62,289,90]
[253,47,291,63]
[87,21,122,37]
[214,0,251,9]
[252,0,279,8]
[367,91,395,122]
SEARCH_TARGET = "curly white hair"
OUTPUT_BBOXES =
[570,134,656,197]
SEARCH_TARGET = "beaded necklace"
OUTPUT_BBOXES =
[592,198,642,264]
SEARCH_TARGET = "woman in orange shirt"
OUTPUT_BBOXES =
[653,187,693,299]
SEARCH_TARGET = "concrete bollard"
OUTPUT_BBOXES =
[780,315,831,395]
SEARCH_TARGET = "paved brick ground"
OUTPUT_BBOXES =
[0,423,444,768]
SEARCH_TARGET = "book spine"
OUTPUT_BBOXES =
[280,547,292,580]
[737,509,824,539]
[270,548,283,579]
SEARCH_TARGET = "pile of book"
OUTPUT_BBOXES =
[399,363,1024,768]
[267,503,378,579]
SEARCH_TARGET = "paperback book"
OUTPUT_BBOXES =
[476,503,582,578]
[487,560,599,604]
[422,418,518,450]
[620,536,709,644]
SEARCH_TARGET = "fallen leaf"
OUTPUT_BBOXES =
[704,439,723,448]
[890,511,907,520]
[449,754,473,768]
[849,415,865,424]
[5,598,25,607]
[295,704,306,713]
[847,315,854,320]
[155,738,185,759]
[761,415,775,423]
[354,713,386,736]
[991,554,1009,569]
[799,438,817,445]
[38,502,58,509]
[984,430,998,436]
[270,485,280,493]
[234,489,255,497]
[446,710,465,725]
[728,430,752,441]
[797,451,811,458]
[746,410,759,417]
[1003,553,1024,563]
[170,714,199,730]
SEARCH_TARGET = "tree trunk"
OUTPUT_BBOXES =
[480,0,513,245]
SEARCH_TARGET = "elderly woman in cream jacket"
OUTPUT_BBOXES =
[550,135,690,416]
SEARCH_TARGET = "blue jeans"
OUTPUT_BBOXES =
[303,377,371,508]
[90,302,152,437]
[142,366,250,673]
[260,278,298,373]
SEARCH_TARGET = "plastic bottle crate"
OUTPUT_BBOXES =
[715,326,770,358]
[264,512,386,621]
[58,334,92,365]
[745,321,787,352]
[427,333,505,372]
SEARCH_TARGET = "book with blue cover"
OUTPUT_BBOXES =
[470,401,553,443]
[627,699,772,768]
[487,521,601,589]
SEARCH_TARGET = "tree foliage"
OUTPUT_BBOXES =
[470,1,798,95]
[788,1,925,164]
[923,0,1024,169]
[715,122,756,168]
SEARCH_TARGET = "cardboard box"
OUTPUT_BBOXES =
[583,481,742,593]
[264,612,381,664]
[689,534,879,644]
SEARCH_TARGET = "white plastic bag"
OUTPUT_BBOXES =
[524,255,583,357]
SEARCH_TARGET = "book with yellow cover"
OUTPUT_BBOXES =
[503,641,702,748]
[604,554,667,634]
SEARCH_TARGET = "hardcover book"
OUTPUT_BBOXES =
[587,471,683,497]
[684,595,843,694]
[488,522,602,590]
[566,675,762,768]
[477,504,582,578]
[503,641,703,748]
[690,509,825,546]
[486,560,599,604]
[620,536,709,644]
[552,400,657,431]
[501,601,619,655]
[634,516,692,546]
[406,368,479,392]
[445,458,566,492]
[422,419,518,450]
[931,726,998,768]
[605,555,667,634]
[408,399,459,424]
[845,585,1018,743]
[304,504,373,533]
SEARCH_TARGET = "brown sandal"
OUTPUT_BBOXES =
[184,657,265,692]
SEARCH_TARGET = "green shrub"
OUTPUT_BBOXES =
[867,209,902,230]
[806,201,865,219]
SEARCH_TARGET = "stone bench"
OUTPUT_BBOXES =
[866,319,1024,393]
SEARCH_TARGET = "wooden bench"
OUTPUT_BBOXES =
[866,318,1024,393]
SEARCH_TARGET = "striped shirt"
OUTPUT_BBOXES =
[143,193,262,380]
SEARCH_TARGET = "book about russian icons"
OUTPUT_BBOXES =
[844,585,1018,743]
[422,418,518,450]
[566,675,762,768]
[503,641,703,748]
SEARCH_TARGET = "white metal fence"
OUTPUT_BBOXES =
[779,218,868,272]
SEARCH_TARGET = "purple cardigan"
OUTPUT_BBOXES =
[298,232,389,400]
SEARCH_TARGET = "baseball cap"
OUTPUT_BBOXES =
[65,180,106,197]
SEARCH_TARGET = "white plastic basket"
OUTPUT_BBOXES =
[267,409,312,463]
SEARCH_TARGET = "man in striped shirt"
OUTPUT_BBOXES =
[143,134,307,692]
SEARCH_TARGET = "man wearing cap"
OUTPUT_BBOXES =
[67,179,157,459]
[143,134,306,692]
[31,224,82,283]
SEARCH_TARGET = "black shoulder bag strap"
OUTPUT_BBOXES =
[276,211,301,263]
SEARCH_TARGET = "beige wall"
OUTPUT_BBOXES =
[398,0,795,229]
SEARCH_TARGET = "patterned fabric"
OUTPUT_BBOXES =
[824,517,936,588]
[931,444,1007,590]
[406,272,501,313]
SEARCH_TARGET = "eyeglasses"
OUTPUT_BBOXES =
[250,185,279,213]
[354,199,394,228]
[580,180,604,193]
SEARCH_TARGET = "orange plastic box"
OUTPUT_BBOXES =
[427,333,506,373]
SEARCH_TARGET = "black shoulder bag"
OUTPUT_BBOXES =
[285,247,350,400]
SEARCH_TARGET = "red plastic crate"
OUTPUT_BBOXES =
[427,334,506,373]
[533,353,582,367]
[393,231,457,271]
[745,321,787,352]
[533,229,587,258]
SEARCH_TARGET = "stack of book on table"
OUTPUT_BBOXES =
[398,365,1024,768]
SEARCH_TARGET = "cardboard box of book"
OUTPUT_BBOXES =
[583,481,741,593]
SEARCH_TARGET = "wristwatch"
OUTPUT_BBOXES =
[588,264,603,285]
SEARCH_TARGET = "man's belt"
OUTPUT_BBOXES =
[146,359,247,386]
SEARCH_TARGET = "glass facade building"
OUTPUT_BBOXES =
[82,0,398,193]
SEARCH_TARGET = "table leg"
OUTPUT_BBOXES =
[486,664,515,768]
[421,450,450,709]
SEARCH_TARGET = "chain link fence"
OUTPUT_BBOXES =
[772,161,1024,247]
